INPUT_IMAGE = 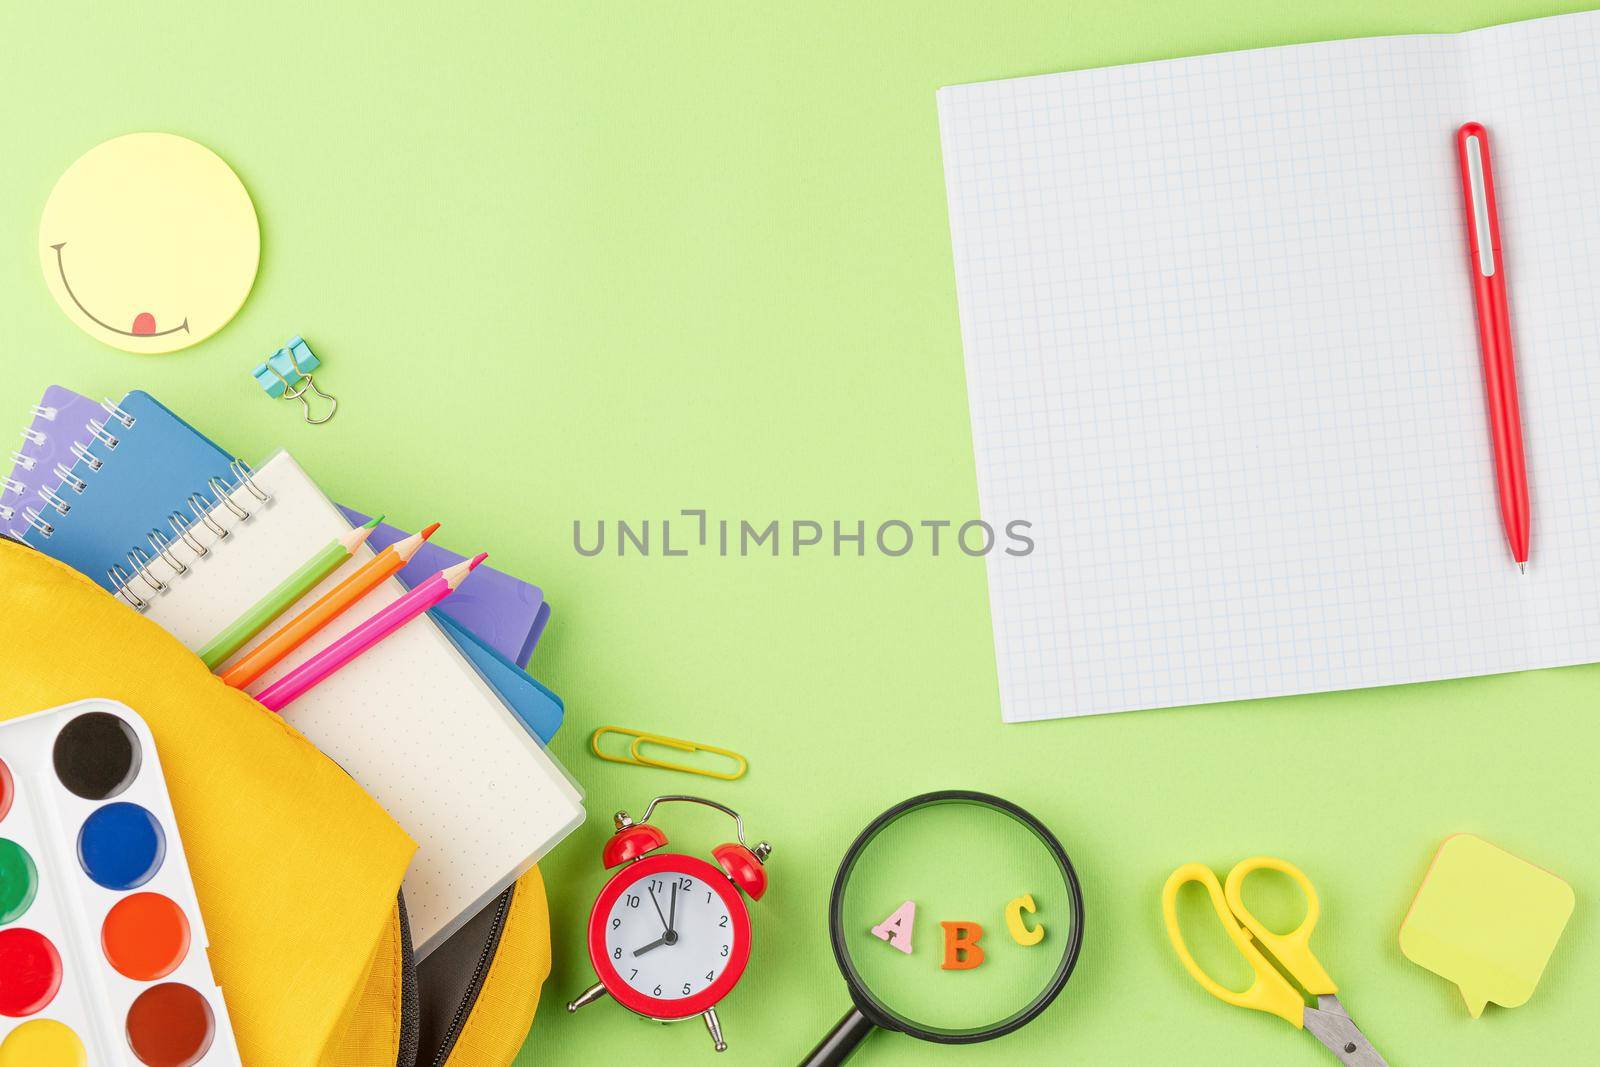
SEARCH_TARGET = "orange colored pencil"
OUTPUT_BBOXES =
[221,522,440,689]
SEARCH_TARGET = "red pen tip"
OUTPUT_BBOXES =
[420,522,441,539]
[467,552,488,570]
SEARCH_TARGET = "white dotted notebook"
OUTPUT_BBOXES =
[938,11,1600,722]
[134,450,583,955]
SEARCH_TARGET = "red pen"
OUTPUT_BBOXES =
[1456,122,1530,571]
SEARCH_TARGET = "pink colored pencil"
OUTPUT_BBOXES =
[254,552,487,712]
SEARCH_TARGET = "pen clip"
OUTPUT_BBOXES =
[1460,124,1496,277]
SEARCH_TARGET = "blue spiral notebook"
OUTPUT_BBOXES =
[16,391,236,591]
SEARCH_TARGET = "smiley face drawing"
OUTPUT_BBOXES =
[40,133,259,353]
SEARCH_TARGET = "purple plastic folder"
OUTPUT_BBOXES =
[337,507,548,668]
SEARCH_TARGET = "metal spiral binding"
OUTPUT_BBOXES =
[231,459,271,502]
[169,511,206,556]
[108,563,145,609]
[108,466,264,611]
[53,463,88,494]
[87,419,120,450]
[189,493,228,538]
[37,485,72,516]
[0,472,21,525]
[209,477,250,520]
[147,528,187,576]
[22,507,53,538]
[99,399,136,428]
[14,399,141,550]
[124,546,165,594]
[69,441,103,472]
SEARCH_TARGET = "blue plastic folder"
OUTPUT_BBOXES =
[435,614,564,744]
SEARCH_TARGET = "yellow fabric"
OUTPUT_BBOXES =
[322,907,406,1067]
[0,543,416,1066]
[326,868,555,1067]
[444,867,552,1067]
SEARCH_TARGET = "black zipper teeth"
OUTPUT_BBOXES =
[396,893,419,1067]
[430,890,514,1067]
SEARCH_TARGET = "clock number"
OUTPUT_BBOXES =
[613,947,622,960]
[720,944,730,956]
[682,982,692,995]
[653,985,662,997]
[625,894,640,908]
[679,877,694,891]
[629,969,638,981]
[706,892,712,904]
[649,879,664,893]
[610,918,621,930]
[718,916,728,927]
[705,970,714,981]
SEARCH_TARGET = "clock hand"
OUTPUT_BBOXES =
[630,940,668,966]
[668,883,678,935]
[648,885,670,932]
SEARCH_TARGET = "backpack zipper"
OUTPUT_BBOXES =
[396,893,419,1067]
[428,886,514,1067]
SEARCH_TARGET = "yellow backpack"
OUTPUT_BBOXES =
[1,541,551,1066]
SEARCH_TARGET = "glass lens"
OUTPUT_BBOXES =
[835,799,1076,1037]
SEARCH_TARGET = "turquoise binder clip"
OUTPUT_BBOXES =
[251,336,339,424]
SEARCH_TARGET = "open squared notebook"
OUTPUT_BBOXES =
[939,11,1600,722]
[133,451,582,955]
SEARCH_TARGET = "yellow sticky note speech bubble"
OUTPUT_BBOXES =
[40,133,259,354]
[1399,834,1574,1018]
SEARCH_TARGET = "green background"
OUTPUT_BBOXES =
[3,2,1594,1063]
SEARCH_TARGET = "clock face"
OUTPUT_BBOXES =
[590,853,752,1019]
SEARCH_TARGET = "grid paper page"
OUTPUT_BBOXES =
[140,452,583,954]
[938,11,1600,722]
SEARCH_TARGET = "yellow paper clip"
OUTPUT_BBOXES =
[591,726,748,781]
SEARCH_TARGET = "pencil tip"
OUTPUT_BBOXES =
[363,514,384,529]
[421,521,441,539]
[346,522,380,547]
[440,553,487,588]
[1519,561,1527,574]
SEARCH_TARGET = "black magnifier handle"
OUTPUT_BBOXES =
[799,1006,877,1066]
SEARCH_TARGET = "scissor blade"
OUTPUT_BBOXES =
[1304,996,1388,1067]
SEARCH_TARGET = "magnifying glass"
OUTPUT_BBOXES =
[800,790,1085,1065]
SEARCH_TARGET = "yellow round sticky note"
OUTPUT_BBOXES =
[39,132,259,353]
[0,1018,87,1067]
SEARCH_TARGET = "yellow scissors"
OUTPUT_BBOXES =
[1162,857,1388,1066]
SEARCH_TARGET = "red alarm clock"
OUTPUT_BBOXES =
[567,795,770,1053]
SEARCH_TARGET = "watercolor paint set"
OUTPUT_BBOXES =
[0,699,239,1066]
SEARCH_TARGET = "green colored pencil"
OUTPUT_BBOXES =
[198,515,383,669]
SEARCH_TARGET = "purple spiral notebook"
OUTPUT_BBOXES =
[3,386,135,541]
